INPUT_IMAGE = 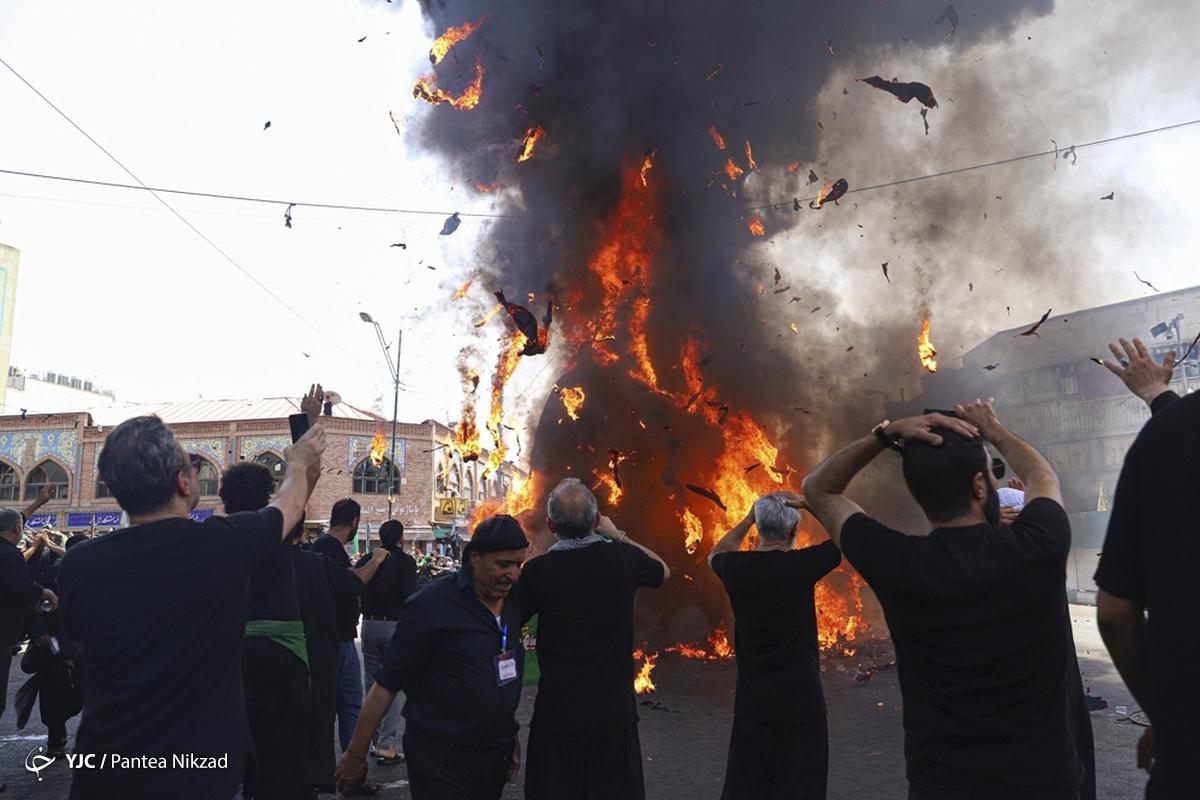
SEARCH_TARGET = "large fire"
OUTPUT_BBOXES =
[368,427,388,469]
[633,649,658,694]
[918,318,939,373]
[413,59,484,111]
[666,627,734,661]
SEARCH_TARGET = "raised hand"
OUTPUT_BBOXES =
[300,383,324,425]
[953,399,1002,440]
[888,412,979,446]
[1102,337,1174,406]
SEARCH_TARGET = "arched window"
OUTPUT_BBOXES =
[191,456,220,496]
[26,460,69,500]
[254,452,285,490]
[465,470,475,501]
[0,462,18,502]
[449,465,461,497]
[353,458,400,495]
[95,476,112,498]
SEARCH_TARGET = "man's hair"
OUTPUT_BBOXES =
[901,429,989,522]
[97,416,186,516]
[0,509,22,536]
[330,498,361,528]
[753,493,800,543]
[547,477,598,539]
[380,519,404,549]
[219,462,275,514]
[65,533,89,551]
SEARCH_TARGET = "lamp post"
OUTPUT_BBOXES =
[359,312,402,519]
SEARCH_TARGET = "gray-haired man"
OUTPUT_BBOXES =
[517,478,670,800]
[707,491,841,800]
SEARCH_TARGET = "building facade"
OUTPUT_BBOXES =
[0,397,522,553]
[890,285,1200,598]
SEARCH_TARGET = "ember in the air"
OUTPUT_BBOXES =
[368,427,388,469]
[429,17,486,65]
[558,385,586,421]
[632,649,658,695]
[516,124,547,163]
[918,318,939,373]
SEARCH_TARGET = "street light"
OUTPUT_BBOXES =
[359,312,402,519]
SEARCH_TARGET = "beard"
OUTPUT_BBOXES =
[983,483,1001,526]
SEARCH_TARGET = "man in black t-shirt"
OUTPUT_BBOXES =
[517,478,669,800]
[309,498,388,755]
[218,460,310,800]
[708,491,841,799]
[802,401,1090,800]
[1094,337,1197,799]
[355,519,418,764]
[58,415,326,800]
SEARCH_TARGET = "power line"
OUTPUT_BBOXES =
[0,55,385,378]
[752,117,1200,211]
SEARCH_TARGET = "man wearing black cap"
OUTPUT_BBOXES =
[336,514,529,800]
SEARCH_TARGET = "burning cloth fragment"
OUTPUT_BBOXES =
[859,76,938,109]
[810,178,848,209]
[493,290,552,355]
[685,483,727,511]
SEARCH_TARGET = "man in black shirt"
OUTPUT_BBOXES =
[355,519,418,764]
[219,460,310,800]
[1094,337,1196,798]
[517,478,669,800]
[58,415,326,800]
[336,515,529,799]
[708,491,841,799]
[802,402,1090,800]
[0,507,57,730]
[309,498,388,754]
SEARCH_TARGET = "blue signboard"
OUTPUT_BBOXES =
[66,511,124,528]
[95,511,123,527]
[188,509,215,522]
[27,513,57,528]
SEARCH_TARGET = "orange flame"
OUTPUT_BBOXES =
[468,471,541,530]
[516,125,547,163]
[595,471,623,505]
[709,627,734,659]
[747,217,765,236]
[559,385,586,420]
[452,279,473,300]
[481,334,527,476]
[429,18,485,65]
[665,627,734,661]
[412,59,484,111]
[633,649,658,694]
[640,150,655,187]
[369,427,388,469]
[787,160,802,173]
[790,323,799,335]
[474,181,499,193]
[474,304,503,327]
[707,124,727,151]
[682,508,704,555]
[918,318,939,373]
[723,158,745,181]
[744,140,757,171]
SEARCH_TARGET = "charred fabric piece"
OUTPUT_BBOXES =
[685,483,727,511]
[859,75,938,109]
[494,290,552,355]
[810,178,848,209]
[1016,308,1052,337]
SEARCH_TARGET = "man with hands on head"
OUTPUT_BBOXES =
[1094,337,1196,798]
[801,402,1093,800]
[707,490,840,800]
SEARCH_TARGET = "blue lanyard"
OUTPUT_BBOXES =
[498,621,508,652]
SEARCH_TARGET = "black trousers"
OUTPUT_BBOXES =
[524,725,646,800]
[720,715,828,800]
[0,645,12,721]
[403,726,512,800]
[243,649,311,800]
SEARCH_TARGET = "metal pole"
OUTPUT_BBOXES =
[388,330,401,519]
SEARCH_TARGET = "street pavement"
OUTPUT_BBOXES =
[0,606,1150,798]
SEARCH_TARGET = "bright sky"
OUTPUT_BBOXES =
[1,0,1198,453]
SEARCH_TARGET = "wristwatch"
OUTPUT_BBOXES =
[872,419,903,451]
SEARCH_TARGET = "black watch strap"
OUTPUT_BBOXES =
[874,426,903,452]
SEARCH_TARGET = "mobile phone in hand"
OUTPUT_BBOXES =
[288,413,310,444]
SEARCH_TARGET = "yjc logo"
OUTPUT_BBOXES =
[25,745,57,781]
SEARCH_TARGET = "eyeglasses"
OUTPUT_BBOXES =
[991,458,1006,480]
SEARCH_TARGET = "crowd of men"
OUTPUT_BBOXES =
[0,337,1192,799]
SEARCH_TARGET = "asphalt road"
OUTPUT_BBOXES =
[0,606,1150,798]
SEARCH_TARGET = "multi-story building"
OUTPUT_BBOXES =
[0,397,523,554]
[890,285,1200,599]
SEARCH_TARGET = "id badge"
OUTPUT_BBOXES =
[495,649,518,686]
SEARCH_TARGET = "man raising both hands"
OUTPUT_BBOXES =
[802,402,1093,800]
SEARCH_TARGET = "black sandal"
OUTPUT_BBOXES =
[375,752,405,765]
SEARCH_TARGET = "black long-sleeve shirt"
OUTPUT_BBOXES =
[355,546,417,617]
[373,566,523,747]
[0,537,43,646]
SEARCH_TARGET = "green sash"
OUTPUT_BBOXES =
[244,619,308,668]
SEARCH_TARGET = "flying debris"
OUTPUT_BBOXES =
[284,203,295,229]
[1101,192,1115,200]
[706,63,724,81]
[1016,309,1053,337]
[773,267,782,286]
[789,296,801,304]
[440,212,461,236]
[263,121,271,131]
[534,45,544,68]
[859,76,938,109]
[685,483,727,511]
[793,198,801,211]
[969,282,974,292]
[389,242,407,249]
[810,178,848,209]
[493,291,552,355]
[1089,357,1105,366]
[881,262,890,283]
[607,449,634,488]
[807,170,819,185]
[357,35,367,43]
[516,125,547,163]
[921,108,930,136]
[1133,271,1160,292]
[824,39,834,56]
[934,4,959,36]
[983,363,999,371]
